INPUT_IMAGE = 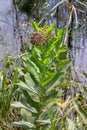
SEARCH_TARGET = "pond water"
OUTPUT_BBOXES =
[0,0,87,89]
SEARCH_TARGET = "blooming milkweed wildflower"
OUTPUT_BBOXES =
[30,28,55,45]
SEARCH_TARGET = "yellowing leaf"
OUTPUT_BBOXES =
[56,99,64,107]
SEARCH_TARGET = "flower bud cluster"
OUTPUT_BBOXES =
[30,30,55,46]
[30,30,44,45]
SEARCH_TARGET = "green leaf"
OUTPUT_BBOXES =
[12,121,35,129]
[44,24,54,37]
[18,81,38,94]
[0,127,2,130]
[31,21,41,31]
[58,46,67,54]
[23,90,40,111]
[46,72,65,93]
[57,60,70,71]
[58,82,71,87]
[11,101,37,114]
[55,28,65,37]
[34,47,42,60]
[36,119,51,125]
[73,101,87,124]
[31,57,43,73]
[46,57,57,70]
[45,39,59,58]
[41,73,55,87]
[27,58,40,74]
[44,98,57,105]
[26,58,41,83]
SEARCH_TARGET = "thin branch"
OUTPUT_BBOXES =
[38,0,68,26]
[75,0,87,8]
[72,5,78,28]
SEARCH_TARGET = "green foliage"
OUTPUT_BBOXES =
[0,64,18,130]
[12,22,70,130]
[0,67,18,118]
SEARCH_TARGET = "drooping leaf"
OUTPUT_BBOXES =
[18,81,38,94]
[11,101,37,114]
[46,72,65,93]
[33,47,42,60]
[12,121,35,129]
[31,57,43,73]
[57,60,70,72]
[22,90,40,111]
[36,119,51,125]
[41,73,55,87]
[27,58,41,83]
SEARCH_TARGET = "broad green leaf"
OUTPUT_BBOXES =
[24,73,35,88]
[44,90,58,101]
[55,28,65,40]
[57,60,70,71]
[46,57,57,70]
[55,28,65,37]
[27,58,40,83]
[40,73,55,87]
[36,119,51,125]
[11,101,37,114]
[44,24,54,37]
[58,45,67,54]
[55,28,65,49]
[34,47,42,60]
[46,72,65,93]
[31,21,41,31]
[31,57,43,72]
[58,46,68,60]
[18,81,38,94]
[12,121,35,129]
[45,39,59,58]
[22,55,41,83]
[27,58,40,73]
[23,90,40,111]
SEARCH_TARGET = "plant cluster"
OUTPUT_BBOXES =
[0,22,87,130]
[0,58,18,130]
[11,22,70,130]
